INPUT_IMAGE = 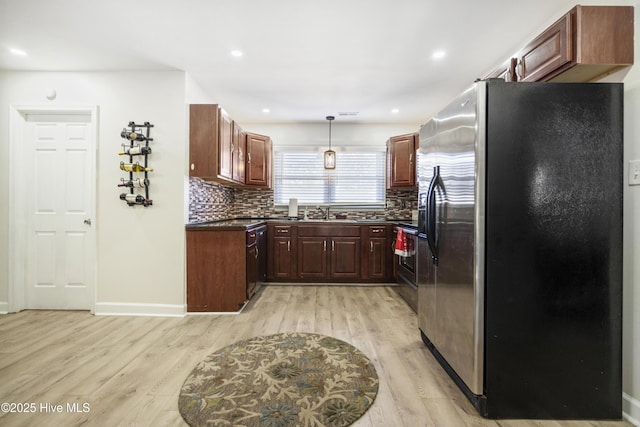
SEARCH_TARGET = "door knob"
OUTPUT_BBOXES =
[84,219,92,225]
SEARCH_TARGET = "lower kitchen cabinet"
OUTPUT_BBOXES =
[298,225,361,280]
[297,235,361,279]
[331,237,361,278]
[267,224,296,280]
[298,237,328,278]
[186,224,265,312]
[267,222,391,283]
[363,225,392,280]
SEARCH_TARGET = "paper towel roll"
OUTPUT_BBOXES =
[288,198,298,217]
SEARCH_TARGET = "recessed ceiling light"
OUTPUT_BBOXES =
[9,47,27,56]
[262,108,270,113]
[391,108,400,114]
[432,50,446,60]
[230,50,243,57]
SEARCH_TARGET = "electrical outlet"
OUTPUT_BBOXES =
[631,160,640,186]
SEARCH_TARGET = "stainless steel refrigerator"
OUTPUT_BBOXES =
[416,79,623,419]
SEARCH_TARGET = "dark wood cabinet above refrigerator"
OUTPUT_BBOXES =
[486,5,634,83]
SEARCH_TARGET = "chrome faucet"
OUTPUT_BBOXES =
[317,205,329,220]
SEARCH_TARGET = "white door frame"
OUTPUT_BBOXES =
[8,105,98,313]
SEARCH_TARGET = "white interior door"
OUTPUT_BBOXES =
[23,112,95,310]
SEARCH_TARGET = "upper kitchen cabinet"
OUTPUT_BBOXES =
[219,110,234,180]
[189,104,272,187]
[232,121,246,184]
[387,133,417,188]
[245,132,272,188]
[189,104,237,183]
[189,104,222,180]
[486,5,634,83]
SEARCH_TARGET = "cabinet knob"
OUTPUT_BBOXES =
[190,163,195,171]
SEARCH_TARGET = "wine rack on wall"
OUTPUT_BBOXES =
[118,121,153,207]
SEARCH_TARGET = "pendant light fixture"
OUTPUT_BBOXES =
[324,115,336,169]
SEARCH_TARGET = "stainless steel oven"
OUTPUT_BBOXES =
[395,224,418,311]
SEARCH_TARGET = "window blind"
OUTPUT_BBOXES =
[274,148,385,206]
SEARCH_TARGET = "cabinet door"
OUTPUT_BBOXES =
[273,238,294,279]
[246,132,272,187]
[232,122,246,184]
[298,237,328,278]
[331,237,361,279]
[516,13,571,82]
[218,111,233,180]
[189,104,219,178]
[387,133,417,188]
[367,237,387,279]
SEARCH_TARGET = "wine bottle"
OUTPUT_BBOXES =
[119,145,152,156]
[120,193,145,204]
[120,129,147,141]
[120,162,154,173]
[118,178,149,188]
[119,193,152,206]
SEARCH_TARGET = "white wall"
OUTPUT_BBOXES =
[620,6,640,421]
[594,2,640,424]
[623,82,640,426]
[0,70,187,316]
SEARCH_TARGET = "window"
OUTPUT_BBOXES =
[274,148,385,207]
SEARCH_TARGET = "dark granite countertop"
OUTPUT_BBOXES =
[186,217,412,230]
[185,218,267,230]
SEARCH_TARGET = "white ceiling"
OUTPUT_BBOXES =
[1,0,585,125]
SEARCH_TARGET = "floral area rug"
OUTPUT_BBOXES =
[178,332,379,427]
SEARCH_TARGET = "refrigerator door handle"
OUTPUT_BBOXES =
[426,166,440,265]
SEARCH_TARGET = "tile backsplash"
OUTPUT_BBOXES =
[188,178,234,223]
[188,177,417,223]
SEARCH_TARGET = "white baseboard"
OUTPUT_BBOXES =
[624,392,640,427]
[0,301,8,314]
[94,302,185,317]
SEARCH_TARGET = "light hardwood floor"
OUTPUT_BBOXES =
[0,285,632,427]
